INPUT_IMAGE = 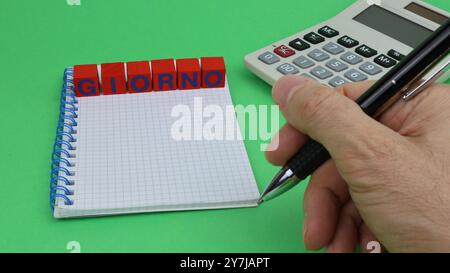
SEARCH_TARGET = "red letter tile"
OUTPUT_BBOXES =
[73,64,100,97]
[151,59,177,91]
[127,61,152,93]
[176,58,201,90]
[201,57,226,88]
[101,62,127,95]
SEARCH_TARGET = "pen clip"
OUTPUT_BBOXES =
[401,53,450,101]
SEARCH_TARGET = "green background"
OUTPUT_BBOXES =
[0,0,448,253]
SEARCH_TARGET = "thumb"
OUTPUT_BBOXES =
[272,76,401,168]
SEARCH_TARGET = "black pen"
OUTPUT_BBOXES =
[259,19,450,204]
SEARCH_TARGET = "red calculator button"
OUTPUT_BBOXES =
[274,45,295,58]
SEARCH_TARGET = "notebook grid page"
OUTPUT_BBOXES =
[57,83,259,216]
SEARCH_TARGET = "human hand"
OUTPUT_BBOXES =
[266,75,450,252]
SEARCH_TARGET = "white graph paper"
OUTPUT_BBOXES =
[54,81,260,218]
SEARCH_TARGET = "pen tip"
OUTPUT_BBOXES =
[257,198,264,205]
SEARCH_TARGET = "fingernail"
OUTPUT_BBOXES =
[265,131,280,152]
[272,75,308,107]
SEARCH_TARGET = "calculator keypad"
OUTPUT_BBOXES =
[328,76,348,87]
[289,38,310,51]
[318,26,339,38]
[325,59,348,72]
[374,54,397,68]
[277,63,299,75]
[344,69,368,82]
[254,25,405,88]
[340,52,363,65]
[322,42,344,55]
[359,62,382,75]
[293,56,315,69]
[310,66,333,79]
[304,32,325,44]
[258,52,280,65]
[337,35,359,48]
[355,45,377,58]
[274,45,295,58]
[308,49,330,62]
[387,49,405,61]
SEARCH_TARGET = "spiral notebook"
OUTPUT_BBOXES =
[50,67,260,218]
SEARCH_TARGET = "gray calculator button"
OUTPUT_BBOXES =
[359,62,382,75]
[307,49,330,62]
[322,42,344,55]
[328,76,348,87]
[277,63,299,75]
[258,51,280,65]
[340,52,363,65]
[325,59,348,72]
[344,69,368,82]
[293,56,315,68]
[310,66,333,79]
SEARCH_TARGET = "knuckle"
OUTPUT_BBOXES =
[334,85,346,96]
[335,83,355,98]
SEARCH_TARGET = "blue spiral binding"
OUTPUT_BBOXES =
[50,68,77,209]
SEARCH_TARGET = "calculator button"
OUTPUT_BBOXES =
[289,38,310,51]
[303,32,325,44]
[310,66,333,79]
[277,63,299,75]
[340,52,363,65]
[307,49,330,62]
[322,42,344,55]
[293,56,315,69]
[325,59,348,72]
[258,51,280,65]
[387,49,405,61]
[274,45,296,58]
[344,69,368,82]
[355,45,378,58]
[318,26,339,38]
[359,62,382,75]
[328,76,348,87]
[337,35,359,48]
[374,54,397,68]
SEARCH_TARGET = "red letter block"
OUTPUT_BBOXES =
[176,58,201,90]
[151,59,177,91]
[101,62,127,95]
[73,64,100,97]
[127,61,152,93]
[201,57,226,88]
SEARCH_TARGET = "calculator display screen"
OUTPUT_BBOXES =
[405,3,448,25]
[353,5,432,48]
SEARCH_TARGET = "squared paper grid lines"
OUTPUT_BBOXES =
[54,76,260,218]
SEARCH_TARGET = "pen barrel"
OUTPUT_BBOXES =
[287,140,330,180]
[356,19,450,115]
[269,20,450,201]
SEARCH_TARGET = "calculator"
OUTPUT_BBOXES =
[244,0,449,87]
